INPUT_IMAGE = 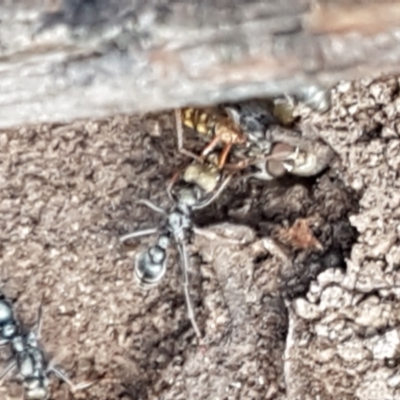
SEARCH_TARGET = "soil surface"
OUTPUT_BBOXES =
[0,76,399,400]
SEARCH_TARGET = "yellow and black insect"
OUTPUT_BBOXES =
[175,107,247,169]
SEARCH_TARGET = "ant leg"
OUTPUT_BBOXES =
[0,360,16,383]
[119,228,158,243]
[48,366,93,392]
[34,298,44,339]
[175,109,204,162]
[166,170,182,202]
[176,241,201,340]
[119,199,165,242]
[193,173,232,210]
[137,199,166,215]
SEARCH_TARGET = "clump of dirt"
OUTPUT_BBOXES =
[285,76,400,399]
[0,75,398,400]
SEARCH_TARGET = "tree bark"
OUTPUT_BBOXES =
[1,0,400,128]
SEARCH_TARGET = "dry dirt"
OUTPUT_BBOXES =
[0,76,399,400]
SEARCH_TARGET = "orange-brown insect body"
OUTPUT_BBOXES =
[180,107,246,169]
[181,107,245,142]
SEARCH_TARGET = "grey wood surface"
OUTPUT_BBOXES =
[1,0,400,128]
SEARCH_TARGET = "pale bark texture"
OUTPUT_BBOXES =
[1,0,400,128]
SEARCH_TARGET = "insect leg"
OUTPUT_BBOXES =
[176,240,201,339]
[0,360,17,383]
[193,173,232,210]
[119,228,159,243]
[175,109,204,162]
[200,135,219,158]
[137,199,167,215]
[119,199,167,242]
[48,366,93,392]
[33,296,45,339]
[217,142,233,169]
[166,170,183,202]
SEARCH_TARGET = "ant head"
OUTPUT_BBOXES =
[175,183,202,210]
